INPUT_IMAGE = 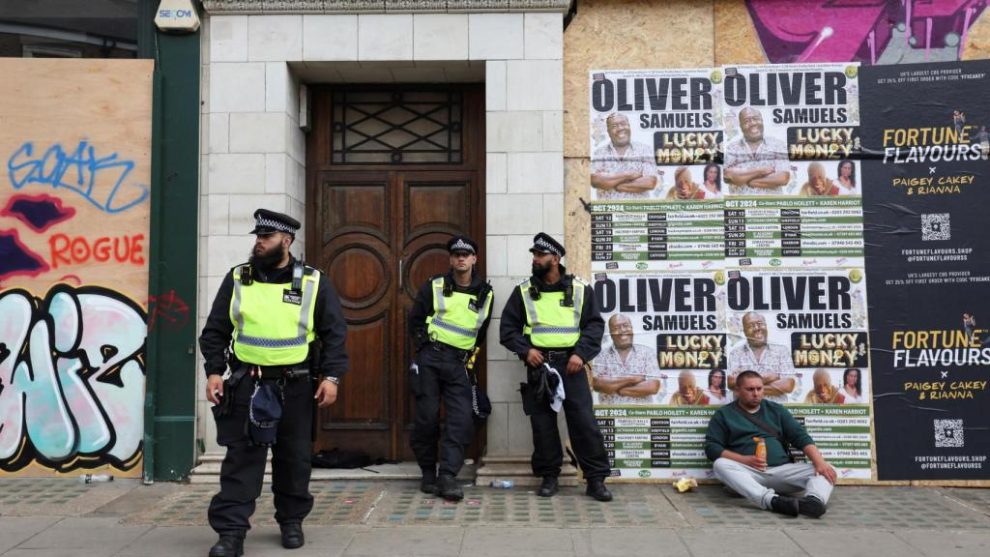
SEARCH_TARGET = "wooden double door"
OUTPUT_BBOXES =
[305,85,486,461]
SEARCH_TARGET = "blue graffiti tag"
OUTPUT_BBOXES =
[7,141,149,214]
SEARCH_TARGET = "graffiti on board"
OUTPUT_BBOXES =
[746,0,988,65]
[0,286,146,472]
[0,58,153,476]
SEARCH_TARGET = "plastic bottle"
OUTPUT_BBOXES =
[79,473,114,484]
[490,479,514,489]
[754,437,767,461]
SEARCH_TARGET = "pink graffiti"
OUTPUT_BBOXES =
[746,0,987,64]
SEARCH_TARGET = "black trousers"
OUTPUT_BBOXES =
[523,352,611,480]
[208,375,314,536]
[409,345,475,477]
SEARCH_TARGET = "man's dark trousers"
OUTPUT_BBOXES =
[527,352,610,479]
[208,373,314,535]
[410,345,475,477]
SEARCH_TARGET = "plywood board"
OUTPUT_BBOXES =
[564,0,715,280]
[0,58,153,478]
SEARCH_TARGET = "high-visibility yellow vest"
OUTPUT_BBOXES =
[426,277,493,350]
[229,264,319,365]
[519,276,586,348]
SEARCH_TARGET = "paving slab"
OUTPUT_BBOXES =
[462,527,577,557]
[114,526,218,557]
[666,485,990,530]
[894,529,990,557]
[121,482,378,526]
[942,488,990,517]
[577,528,691,557]
[343,526,465,557]
[676,527,810,557]
[2,550,124,557]
[0,516,61,554]
[371,482,686,528]
[12,516,150,554]
[0,478,137,518]
[786,529,924,557]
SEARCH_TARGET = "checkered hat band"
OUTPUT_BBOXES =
[534,238,561,256]
[256,216,295,233]
[451,239,474,252]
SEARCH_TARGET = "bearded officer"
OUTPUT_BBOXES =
[199,209,349,556]
[499,233,613,501]
[407,235,493,501]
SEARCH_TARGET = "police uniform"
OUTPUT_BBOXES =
[199,209,348,556]
[499,233,612,500]
[407,236,493,501]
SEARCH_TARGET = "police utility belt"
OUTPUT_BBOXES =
[426,341,472,363]
[248,364,310,381]
[536,349,572,360]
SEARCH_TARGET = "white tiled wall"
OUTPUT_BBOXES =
[198,12,565,460]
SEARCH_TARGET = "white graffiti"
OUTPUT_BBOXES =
[0,286,146,471]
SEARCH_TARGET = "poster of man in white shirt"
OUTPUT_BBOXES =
[591,314,663,405]
[589,68,722,201]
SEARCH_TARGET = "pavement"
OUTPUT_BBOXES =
[0,478,989,556]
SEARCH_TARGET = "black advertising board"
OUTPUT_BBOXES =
[861,60,990,480]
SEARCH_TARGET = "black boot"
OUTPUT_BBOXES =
[585,478,613,502]
[420,473,438,495]
[798,495,827,518]
[770,495,800,517]
[208,535,244,557]
[437,474,464,502]
[280,522,304,549]
[537,476,559,498]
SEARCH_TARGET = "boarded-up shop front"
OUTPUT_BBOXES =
[0,59,152,478]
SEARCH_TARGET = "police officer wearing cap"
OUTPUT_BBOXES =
[499,232,613,501]
[408,235,493,501]
[199,209,349,556]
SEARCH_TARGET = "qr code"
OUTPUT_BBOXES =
[921,213,951,241]
[934,419,964,448]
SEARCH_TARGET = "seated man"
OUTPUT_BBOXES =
[704,370,836,518]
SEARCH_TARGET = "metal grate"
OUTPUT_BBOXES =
[331,89,463,164]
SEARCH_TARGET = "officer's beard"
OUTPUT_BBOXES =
[532,260,552,278]
[250,242,286,271]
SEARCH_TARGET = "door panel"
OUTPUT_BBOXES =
[308,85,485,461]
[323,183,389,243]
[318,174,395,454]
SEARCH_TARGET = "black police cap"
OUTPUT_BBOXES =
[250,209,300,236]
[529,232,565,257]
[447,235,478,254]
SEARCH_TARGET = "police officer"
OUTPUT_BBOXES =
[408,236,493,501]
[200,209,349,556]
[499,233,613,501]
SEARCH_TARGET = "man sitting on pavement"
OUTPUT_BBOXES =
[704,370,836,518]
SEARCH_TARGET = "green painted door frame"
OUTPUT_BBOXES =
[139,0,199,481]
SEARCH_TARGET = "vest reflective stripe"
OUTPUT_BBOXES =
[519,278,584,347]
[426,277,492,350]
[229,266,319,365]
